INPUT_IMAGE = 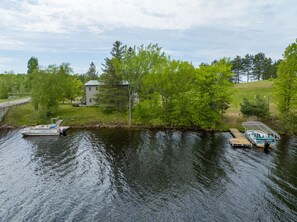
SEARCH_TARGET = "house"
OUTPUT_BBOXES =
[84,80,135,107]
[84,80,100,106]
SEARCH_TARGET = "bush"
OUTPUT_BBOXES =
[240,95,269,119]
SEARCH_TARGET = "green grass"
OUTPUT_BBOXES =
[56,105,128,126]
[231,80,275,108]
[2,104,128,127]
[222,80,277,130]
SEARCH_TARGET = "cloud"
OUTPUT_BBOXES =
[0,0,288,34]
[0,0,296,74]
[0,56,18,72]
[0,37,26,50]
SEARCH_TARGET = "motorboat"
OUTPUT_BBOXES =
[242,121,280,148]
[22,119,70,136]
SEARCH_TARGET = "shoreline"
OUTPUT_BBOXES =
[0,123,225,132]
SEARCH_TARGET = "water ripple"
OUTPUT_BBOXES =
[0,129,296,221]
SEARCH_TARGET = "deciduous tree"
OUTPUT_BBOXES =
[275,39,297,131]
[117,44,166,126]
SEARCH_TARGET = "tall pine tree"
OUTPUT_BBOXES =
[85,62,98,81]
[98,41,128,111]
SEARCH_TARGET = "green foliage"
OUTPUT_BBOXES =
[3,104,127,126]
[231,55,243,83]
[274,39,297,132]
[142,60,195,126]
[136,58,234,129]
[230,53,277,83]
[27,57,39,74]
[117,43,166,126]
[85,62,98,81]
[30,63,81,117]
[240,96,269,119]
[97,85,128,111]
[0,74,29,99]
[98,41,128,111]
[64,76,83,102]
[193,59,234,128]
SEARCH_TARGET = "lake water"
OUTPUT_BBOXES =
[0,128,296,221]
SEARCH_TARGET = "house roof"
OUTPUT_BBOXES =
[84,80,99,86]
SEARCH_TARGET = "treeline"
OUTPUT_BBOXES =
[98,41,233,128]
[229,53,279,83]
[1,39,296,131]
[237,39,297,133]
[29,62,83,116]
[0,72,29,99]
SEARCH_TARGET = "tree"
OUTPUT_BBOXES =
[193,59,234,128]
[30,63,75,116]
[101,40,125,83]
[275,39,297,131]
[252,52,273,81]
[242,54,254,82]
[142,59,195,125]
[240,96,269,119]
[85,62,98,81]
[27,57,39,91]
[116,44,166,126]
[64,76,83,102]
[98,41,127,111]
[231,56,243,83]
[27,57,39,75]
[270,59,281,79]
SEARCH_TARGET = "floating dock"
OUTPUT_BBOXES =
[229,128,252,148]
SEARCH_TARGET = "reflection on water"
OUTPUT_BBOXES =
[0,128,296,221]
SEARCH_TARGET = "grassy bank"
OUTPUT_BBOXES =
[2,104,128,127]
[222,79,277,131]
[2,80,279,131]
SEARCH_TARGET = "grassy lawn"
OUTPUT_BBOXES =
[2,104,128,127]
[222,80,277,130]
[57,105,128,126]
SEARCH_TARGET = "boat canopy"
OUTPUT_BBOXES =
[242,121,281,140]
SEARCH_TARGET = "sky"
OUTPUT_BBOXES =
[0,0,296,74]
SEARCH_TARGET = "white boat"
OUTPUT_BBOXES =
[22,119,70,136]
[242,121,281,148]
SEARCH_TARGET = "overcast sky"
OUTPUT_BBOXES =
[0,0,296,74]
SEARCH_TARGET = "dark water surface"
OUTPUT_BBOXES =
[0,128,296,222]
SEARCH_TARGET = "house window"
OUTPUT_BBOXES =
[96,86,98,90]
[89,98,92,103]
[89,86,91,91]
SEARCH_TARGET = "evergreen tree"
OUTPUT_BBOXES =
[240,96,269,120]
[242,54,254,82]
[231,56,243,83]
[98,41,127,111]
[252,52,272,81]
[86,62,98,81]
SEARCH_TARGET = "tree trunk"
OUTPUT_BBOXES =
[128,93,132,127]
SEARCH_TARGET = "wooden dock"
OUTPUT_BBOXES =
[229,128,252,148]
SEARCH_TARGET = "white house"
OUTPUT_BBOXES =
[84,80,99,106]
